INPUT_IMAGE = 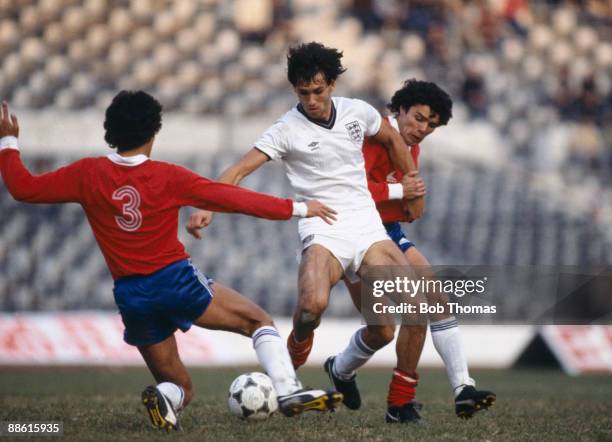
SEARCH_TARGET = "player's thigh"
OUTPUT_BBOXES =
[193,282,272,337]
[361,239,410,267]
[138,334,192,392]
[297,244,344,314]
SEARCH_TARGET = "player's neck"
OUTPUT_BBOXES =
[117,140,153,158]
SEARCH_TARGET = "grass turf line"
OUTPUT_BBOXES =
[1,367,611,441]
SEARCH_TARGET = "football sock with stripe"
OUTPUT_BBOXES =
[333,328,376,380]
[156,382,185,411]
[252,326,302,396]
[387,368,419,407]
[430,317,475,397]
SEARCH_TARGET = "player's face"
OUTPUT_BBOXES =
[294,73,336,121]
[396,104,441,146]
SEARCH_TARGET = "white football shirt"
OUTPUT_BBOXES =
[254,97,382,212]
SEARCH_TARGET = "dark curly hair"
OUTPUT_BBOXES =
[104,90,162,152]
[287,42,347,86]
[388,79,453,125]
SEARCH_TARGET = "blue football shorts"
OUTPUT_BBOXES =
[384,222,415,253]
[113,259,214,347]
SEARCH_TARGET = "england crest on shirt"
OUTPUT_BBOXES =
[345,120,363,143]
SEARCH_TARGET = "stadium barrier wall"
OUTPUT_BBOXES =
[538,325,612,375]
[0,312,533,368]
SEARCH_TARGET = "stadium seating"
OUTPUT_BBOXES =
[0,2,608,172]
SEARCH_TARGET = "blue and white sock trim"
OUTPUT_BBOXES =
[252,326,281,346]
[354,328,376,356]
[430,317,458,333]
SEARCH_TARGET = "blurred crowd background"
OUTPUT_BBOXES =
[0,0,610,319]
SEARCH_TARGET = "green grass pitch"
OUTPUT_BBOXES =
[1,367,611,441]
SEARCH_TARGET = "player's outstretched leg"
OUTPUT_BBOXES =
[194,281,342,416]
[138,335,192,431]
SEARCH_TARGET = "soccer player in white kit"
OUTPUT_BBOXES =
[187,42,427,411]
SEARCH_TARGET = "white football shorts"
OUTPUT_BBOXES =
[298,206,390,283]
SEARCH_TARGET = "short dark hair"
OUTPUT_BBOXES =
[104,90,162,152]
[388,79,453,125]
[287,42,347,86]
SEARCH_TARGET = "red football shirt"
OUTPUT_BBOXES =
[0,149,293,279]
[362,137,420,223]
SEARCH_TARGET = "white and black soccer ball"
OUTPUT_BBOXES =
[228,372,278,420]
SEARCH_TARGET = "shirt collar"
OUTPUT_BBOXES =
[296,100,337,130]
[107,152,149,166]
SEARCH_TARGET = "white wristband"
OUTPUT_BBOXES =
[0,136,19,151]
[292,201,308,218]
[388,183,403,200]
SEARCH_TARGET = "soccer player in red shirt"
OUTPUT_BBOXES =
[345,80,496,423]
[0,92,342,431]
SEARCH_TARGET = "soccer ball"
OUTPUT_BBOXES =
[228,372,278,420]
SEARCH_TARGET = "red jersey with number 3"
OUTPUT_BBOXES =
[362,135,420,223]
[0,149,293,279]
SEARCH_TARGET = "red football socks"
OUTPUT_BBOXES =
[387,368,419,407]
[287,329,314,369]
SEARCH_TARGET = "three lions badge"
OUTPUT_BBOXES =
[345,120,363,143]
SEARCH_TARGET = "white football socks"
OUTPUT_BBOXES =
[333,328,376,380]
[252,326,302,396]
[430,317,475,397]
[157,382,185,411]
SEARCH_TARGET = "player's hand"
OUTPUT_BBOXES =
[185,210,214,240]
[0,101,19,138]
[403,196,425,222]
[402,171,426,200]
[305,200,337,225]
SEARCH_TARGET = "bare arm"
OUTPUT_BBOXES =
[217,148,269,185]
